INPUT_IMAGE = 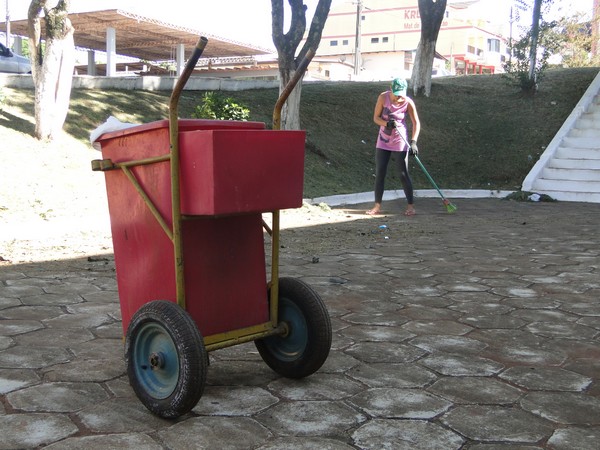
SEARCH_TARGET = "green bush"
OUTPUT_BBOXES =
[192,91,250,121]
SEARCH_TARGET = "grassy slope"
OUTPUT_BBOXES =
[2,67,598,198]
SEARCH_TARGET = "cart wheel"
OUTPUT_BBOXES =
[125,300,207,419]
[255,277,332,379]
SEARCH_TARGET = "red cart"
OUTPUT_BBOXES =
[92,37,331,418]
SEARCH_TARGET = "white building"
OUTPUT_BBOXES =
[305,0,510,82]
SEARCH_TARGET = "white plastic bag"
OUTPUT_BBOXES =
[90,116,138,151]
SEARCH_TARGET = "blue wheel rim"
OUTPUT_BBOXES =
[132,322,179,399]
[266,297,308,361]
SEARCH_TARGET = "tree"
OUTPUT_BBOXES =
[410,0,447,97]
[271,0,332,130]
[552,13,600,67]
[504,0,557,93]
[27,0,75,141]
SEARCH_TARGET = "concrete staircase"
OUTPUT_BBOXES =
[522,71,600,203]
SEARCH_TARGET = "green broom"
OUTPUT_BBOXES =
[413,154,457,213]
[398,131,457,213]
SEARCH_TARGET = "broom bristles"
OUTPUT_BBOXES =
[443,198,458,214]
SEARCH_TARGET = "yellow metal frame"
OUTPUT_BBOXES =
[92,37,316,352]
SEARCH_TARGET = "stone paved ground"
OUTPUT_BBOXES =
[1,198,599,449]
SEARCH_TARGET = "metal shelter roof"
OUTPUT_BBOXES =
[3,9,271,61]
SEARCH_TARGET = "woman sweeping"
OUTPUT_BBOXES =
[366,77,421,216]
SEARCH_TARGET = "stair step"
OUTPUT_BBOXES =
[569,128,600,138]
[542,167,600,181]
[574,118,600,129]
[555,147,600,159]
[548,158,600,170]
[532,178,600,193]
[562,137,600,149]
[581,111,600,121]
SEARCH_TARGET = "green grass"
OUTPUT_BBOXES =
[2,67,598,198]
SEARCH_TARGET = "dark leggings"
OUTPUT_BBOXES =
[374,149,413,204]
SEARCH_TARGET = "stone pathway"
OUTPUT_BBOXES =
[1,198,599,449]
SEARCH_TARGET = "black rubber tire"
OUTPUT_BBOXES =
[255,277,332,378]
[125,300,207,419]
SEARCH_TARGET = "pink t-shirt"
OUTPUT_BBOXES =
[376,91,409,152]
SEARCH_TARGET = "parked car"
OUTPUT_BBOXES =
[0,43,32,74]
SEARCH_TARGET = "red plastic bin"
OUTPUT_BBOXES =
[96,119,306,336]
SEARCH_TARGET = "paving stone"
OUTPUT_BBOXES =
[0,413,78,449]
[341,311,409,327]
[44,433,163,449]
[20,293,83,306]
[0,345,71,369]
[401,320,474,335]
[525,322,599,340]
[348,388,451,419]
[520,392,600,425]
[511,308,580,323]
[0,285,44,299]
[0,319,44,336]
[344,342,427,363]
[192,386,279,415]
[0,305,64,321]
[257,437,355,449]
[0,368,41,394]
[43,312,113,329]
[0,335,12,350]
[206,360,280,386]
[428,376,523,404]
[500,366,592,391]
[158,417,272,449]
[441,405,554,443]
[352,419,464,450]
[420,353,504,376]
[460,315,529,329]
[339,324,414,343]
[347,363,437,388]
[546,426,600,450]
[13,327,95,347]
[409,335,488,355]
[7,381,109,412]
[42,357,125,382]
[77,398,170,433]
[268,373,363,401]
[256,401,366,436]
[448,301,514,315]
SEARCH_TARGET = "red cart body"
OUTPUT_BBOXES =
[96,119,305,336]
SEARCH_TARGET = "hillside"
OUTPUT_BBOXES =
[2,67,599,198]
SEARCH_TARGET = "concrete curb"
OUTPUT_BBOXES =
[306,189,515,207]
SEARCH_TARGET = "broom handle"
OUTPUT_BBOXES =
[395,127,448,200]
[413,155,447,200]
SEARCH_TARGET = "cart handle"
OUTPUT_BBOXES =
[169,36,208,311]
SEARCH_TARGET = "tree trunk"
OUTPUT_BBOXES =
[271,0,331,130]
[528,0,543,89]
[28,0,75,141]
[410,0,447,97]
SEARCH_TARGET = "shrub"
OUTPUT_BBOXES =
[192,91,250,121]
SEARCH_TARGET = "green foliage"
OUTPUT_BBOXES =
[191,91,250,121]
[503,20,561,92]
[551,13,600,68]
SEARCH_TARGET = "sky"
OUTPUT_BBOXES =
[3,0,596,50]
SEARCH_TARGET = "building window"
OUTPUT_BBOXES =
[325,70,330,77]
[487,38,500,53]
[330,40,338,46]
[343,39,349,45]
[382,37,388,43]
[371,37,379,44]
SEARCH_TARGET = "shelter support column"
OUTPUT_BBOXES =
[176,43,185,76]
[106,27,116,77]
[87,50,96,76]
